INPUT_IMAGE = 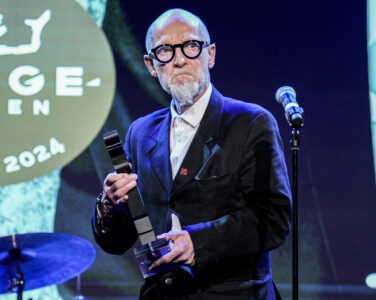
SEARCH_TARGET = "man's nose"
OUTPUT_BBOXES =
[173,47,186,67]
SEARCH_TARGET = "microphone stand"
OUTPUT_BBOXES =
[291,127,300,300]
[275,85,303,300]
[8,248,25,300]
[74,275,86,300]
[15,261,24,300]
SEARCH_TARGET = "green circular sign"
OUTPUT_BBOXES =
[0,0,115,185]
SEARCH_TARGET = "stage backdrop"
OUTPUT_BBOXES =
[1,1,376,300]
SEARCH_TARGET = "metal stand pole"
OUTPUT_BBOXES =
[16,269,24,300]
[8,248,24,300]
[74,275,86,300]
[291,128,300,300]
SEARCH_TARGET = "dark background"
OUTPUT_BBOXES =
[55,1,376,299]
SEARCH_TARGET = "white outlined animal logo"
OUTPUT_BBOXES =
[0,9,51,55]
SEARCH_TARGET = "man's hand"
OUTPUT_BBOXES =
[102,172,138,210]
[152,230,195,267]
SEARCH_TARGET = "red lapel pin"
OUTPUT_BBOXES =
[180,168,188,176]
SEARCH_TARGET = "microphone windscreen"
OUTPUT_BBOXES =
[275,86,296,103]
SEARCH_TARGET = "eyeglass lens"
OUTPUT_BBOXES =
[156,41,202,62]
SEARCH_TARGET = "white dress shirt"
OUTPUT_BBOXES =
[169,84,212,231]
[169,83,212,179]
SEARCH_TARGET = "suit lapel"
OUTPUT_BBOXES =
[147,112,172,193]
[170,87,224,197]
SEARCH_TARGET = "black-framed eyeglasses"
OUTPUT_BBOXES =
[148,40,210,63]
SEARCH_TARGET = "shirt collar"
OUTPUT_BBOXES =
[170,83,212,128]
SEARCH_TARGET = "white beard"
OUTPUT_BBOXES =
[169,80,199,107]
[156,69,200,108]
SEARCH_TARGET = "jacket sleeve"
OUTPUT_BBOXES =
[91,123,139,255]
[184,111,292,266]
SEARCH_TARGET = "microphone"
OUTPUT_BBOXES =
[275,86,304,128]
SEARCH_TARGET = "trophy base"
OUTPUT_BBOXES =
[134,238,177,278]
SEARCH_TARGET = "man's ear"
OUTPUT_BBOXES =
[208,43,216,69]
[144,54,158,77]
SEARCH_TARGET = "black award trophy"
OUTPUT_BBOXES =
[103,130,176,278]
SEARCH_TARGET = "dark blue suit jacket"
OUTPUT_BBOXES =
[93,86,291,299]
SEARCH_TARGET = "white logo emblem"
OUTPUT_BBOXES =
[0,10,51,55]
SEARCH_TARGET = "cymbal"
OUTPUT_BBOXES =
[0,232,96,294]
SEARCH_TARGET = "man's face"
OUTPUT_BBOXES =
[145,20,215,108]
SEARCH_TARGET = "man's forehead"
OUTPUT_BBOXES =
[152,20,201,42]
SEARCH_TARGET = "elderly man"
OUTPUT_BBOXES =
[92,8,291,300]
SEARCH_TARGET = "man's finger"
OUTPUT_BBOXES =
[104,172,118,186]
[116,180,137,197]
[107,173,136,188]
[116,196,128,205]
[159,231,180,241]
[152,246,182,266]
[156,233,166,240]
[105,173,137,186]
[172,253,189,264]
